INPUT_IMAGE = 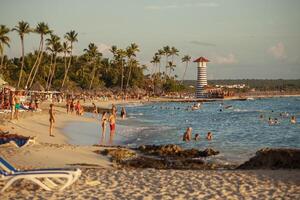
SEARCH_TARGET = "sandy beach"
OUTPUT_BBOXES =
[1,101,300,199]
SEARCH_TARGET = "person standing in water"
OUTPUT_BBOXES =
[100,111,108,144]
[49,104,55,137]
[109,110,116,145]
[120,107,126,119]
[183,127,192,142]
[206,132,213,140]
[291,116,296,124]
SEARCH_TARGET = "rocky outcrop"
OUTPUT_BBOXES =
[237,148,300,169]
[138,144,219,158]
[98,148,136,162]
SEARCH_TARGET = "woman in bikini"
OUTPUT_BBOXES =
[100,111,107,144]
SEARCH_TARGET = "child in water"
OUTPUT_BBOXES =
[291,116,296,124]
[206,132,213,140]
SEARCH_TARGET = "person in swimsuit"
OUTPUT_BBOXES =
[92,103,98,118]
[49,104,55,137]
[109,110,116,145]
[120,107,126,119]
[183,127,192,142]
[206,132,213,140]
[194,133,200,141]
[100,111,107,144]
[14,92,20,120]
[9,91,15,120]
[291,116,296,124]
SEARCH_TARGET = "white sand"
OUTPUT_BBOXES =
[1,101,300,199]
[1,168,299,199]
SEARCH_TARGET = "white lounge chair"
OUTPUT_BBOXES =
[0,157,81,192]
[0,170,74,192]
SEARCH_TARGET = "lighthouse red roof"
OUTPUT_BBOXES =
[193,57,210,63]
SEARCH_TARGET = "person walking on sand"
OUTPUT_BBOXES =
[14,92,20,120]
[49,104,55,137]
[9,91,15,120]
[92,102,98,118]
[109,110,116,145]
[100,111,108,144]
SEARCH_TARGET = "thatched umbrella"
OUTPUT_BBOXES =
[31,82,45,91]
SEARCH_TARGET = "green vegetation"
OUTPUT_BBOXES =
[0,22,192,94]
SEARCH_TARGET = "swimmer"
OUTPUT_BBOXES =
[259,114,264,119]
[268,117,275,125]
[183,127,192,142]
[206,132,213,140]
[194,133,200,141]
[291,116,296,124]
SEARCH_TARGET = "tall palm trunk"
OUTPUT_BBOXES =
[48,55,57,90]
[120,59,124,91]
[29,37,45,88]
[0,54,4,70]
[46,54,53,89]
[61,44,72,88]
[17,36,25,88]
[89,66,96,90]
[26,37,42,88]
[125,59,132,91]
[181,61,189,83]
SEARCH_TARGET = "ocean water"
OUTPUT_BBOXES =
[64,97,300,164]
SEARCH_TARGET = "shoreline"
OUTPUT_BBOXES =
[1,98,300,199]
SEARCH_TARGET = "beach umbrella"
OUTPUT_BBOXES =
[31,82,45,91]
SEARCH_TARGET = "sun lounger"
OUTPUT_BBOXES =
[0,157,81,191]
[0,169,74,192]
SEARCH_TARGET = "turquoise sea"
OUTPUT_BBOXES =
[64,97,300,164]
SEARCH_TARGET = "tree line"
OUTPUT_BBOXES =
[0,21,193,93]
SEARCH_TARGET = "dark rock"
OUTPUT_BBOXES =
[137,144,219,158]
[237,148,300,169]
[97,148,136,162]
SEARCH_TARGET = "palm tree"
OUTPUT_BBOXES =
[61,30,78,88]
[157,49,164,75]
[27,22,52,89]
[0,25,10,70]
[12,21,31,88]
[116,48,126,91]
[83,43,102,90]
[125,43,139,90]
[89,54,102,90]
[162,46,171,76]
[181,55,191,83]
[167,61,176,76]
[61,41,71,81]
[170,47,179,75]
[46,34,62,90]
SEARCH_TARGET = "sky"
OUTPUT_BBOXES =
[1,0,300,79]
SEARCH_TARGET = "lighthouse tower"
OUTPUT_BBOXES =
[193,57,210,98]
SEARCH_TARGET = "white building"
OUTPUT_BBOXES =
[193,57,210,98]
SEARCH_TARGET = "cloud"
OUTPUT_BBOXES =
[190,40,216,47]
[145,2,219,10]
[268,42,287,60]
[97,43,110,54]
[214,53,238,64]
